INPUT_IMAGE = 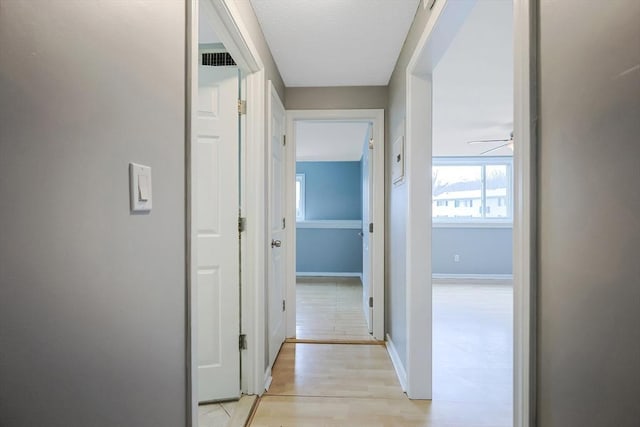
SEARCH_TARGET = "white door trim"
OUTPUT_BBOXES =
[513,0,536,425]
[404,0,535,425]
[285,109,386,341]
[187,1,267,425]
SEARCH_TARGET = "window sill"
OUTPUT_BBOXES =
[432,221,513,229]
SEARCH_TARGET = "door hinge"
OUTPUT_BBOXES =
[282,300,286,312]
[282,217,286,229]
[369,222,374,233]
[283,135,286,146]
[239,334,247,350]
[369,139,374,150]
[238,99,247,115]
[369,297,373,308]
[238,217,246,232]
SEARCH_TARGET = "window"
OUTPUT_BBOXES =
[296,174,305,221]
[432,157,512,223]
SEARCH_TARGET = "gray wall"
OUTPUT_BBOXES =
[233,0,285,100]
[285,86,387,110]
[537,1,640,426]
[432,227,512,275]
[0,2,186,426]
[386,3,434,368]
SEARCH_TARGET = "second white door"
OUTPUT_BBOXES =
[267,83,287,368]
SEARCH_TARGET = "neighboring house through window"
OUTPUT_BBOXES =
[432,157,513,223]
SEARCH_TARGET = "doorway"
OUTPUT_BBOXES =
[285,110,385,341]
[403,1,535,426]
[188,0,269,425]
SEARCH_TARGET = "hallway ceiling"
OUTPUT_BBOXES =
[250,0,421,87]
[296,121,369,162]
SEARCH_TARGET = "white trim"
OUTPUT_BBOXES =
[513,0,536,426]
[432,222,512,229]
[263,367,273,392]
[432,273,513,282]
[186,2,197,425]
[286,109,385,341]
[386,334,407,392]
[296,220,362,229]
[296,272,362,278]
[404,0,478,401]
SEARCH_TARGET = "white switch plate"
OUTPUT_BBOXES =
[129,162,152,212]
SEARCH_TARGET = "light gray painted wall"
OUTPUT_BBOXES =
[0,2,186,426]
[234,0,285,100]
[386,4,434,367]
[285,86,387,110]
[538,1,640,425]
[432,227,512,275]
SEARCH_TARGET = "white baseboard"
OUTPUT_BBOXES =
[296,272,362,278]
[263,367,272,393]
[385,333,407,392]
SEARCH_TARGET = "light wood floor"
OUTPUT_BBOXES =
[250,283,513,427]
[296,277,373,341]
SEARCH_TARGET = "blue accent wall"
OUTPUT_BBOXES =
[432,227,513,275]
[296,162,362,220]
[296,161,363,274]
[296,228,363,273]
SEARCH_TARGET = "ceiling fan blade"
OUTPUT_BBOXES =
[467,138,511,144]
[480,142,512,155]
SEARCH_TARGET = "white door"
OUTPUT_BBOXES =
[267,83,287,367]
[361,126,374,333]
[195,64,240,402]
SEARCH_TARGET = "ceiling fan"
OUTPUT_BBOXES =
[467,131,514,155]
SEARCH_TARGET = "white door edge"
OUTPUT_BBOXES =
[285,109,385,341]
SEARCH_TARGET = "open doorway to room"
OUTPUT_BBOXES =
[401,0,533,424]
[188,0,269,425]
[192,0,244,423]
[430,0,514,419]
[285,110,385,343]
[294,120,372,341]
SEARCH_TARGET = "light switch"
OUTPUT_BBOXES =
[138,174,150,201]
[129,162,152,212]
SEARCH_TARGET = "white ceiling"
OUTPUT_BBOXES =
[433,0,514,157]
[296,121,370,162]
[250,0,420,87]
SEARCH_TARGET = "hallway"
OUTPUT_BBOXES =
[250,283,512,426]
[250,342,510,427]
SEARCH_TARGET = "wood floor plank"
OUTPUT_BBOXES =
[267,343,404,399]
[296,278,373,341]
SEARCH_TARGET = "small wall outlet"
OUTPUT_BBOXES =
[454,254,460,263]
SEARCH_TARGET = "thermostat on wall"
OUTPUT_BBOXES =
[129,162,152,212]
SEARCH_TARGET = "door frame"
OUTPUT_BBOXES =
[187,0,267,425]
[403,1,535,426]
[285,109,386,341]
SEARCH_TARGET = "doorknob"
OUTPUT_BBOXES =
[271,239,282,248]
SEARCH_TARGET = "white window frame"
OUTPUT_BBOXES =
[295,173,305,221]
[432,156,513,225]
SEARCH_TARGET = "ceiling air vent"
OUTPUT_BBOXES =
[202,52,236,67]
